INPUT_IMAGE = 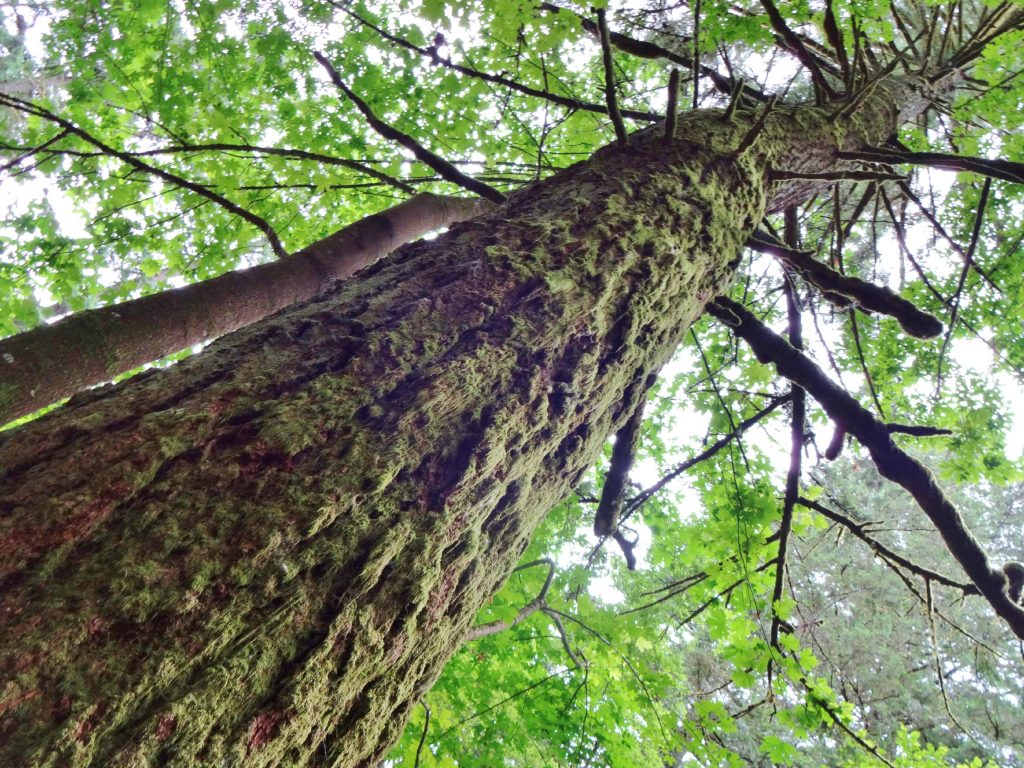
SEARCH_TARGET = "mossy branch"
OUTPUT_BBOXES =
[707,295,1024,639]
[746,228,943,339]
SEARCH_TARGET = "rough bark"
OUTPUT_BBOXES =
[0,193,487,426]
[0,78,931,766]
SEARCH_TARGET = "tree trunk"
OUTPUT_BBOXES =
[0,78,930,766]
[0,193,488,426]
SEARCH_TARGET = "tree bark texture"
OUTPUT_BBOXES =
[0,78,931,766]
[0,193,488,426]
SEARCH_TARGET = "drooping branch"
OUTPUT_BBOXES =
[314,52,507,204]
[706,295,1024,639]
[0,92,288,258]
[839,147,1024,184]
[0,193,488,424]
[746,228,943,338]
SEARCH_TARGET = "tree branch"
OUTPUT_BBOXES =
[746,228,943,338]
[798,496,979,594]
[334,2,661,122]
[839,147,1024,184]
[707,295,1024,639]
[596,9,628,146]
[0,92,288,258]
[314,52,507,204]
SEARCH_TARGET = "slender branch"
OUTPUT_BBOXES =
[0,92,288,258]
[707,296,1024,639]
[936,177,991,391]
[0,128,69,173]
[759,0,836,101]
[769,168,906,182]
[898,180,1000,292]
[622,394,790,519]
[30,140,416,194]
[465,558,557,640]
[770,209,805,653]
[691,0,703,109]
[848,312,887,418]
[314,52,507,204]
[413,702,431,768]
[885,423,953,437]
[596,9,628,146]
[538,2,767,102]
[798,497,978,593]
[823,0,850,78]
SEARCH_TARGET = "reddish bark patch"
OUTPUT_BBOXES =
[73,701,108,742]
[247,709,284,750]
[155,712,177,742]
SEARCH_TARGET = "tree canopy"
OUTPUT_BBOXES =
[1,0,1024,766]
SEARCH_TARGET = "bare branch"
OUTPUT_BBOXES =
[707,295,1024,639]
[798,496,979,593]
[839,147,1024,184]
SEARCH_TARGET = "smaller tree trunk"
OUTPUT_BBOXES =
[0,193,488,425]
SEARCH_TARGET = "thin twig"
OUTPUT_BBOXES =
[936,177,991,392]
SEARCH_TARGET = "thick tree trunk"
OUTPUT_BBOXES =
[0,193,487,426]
[0,79,929,766]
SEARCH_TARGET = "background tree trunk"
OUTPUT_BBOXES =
[0,81,926,766]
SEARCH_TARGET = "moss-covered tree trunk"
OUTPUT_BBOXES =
[0,80,930,766]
